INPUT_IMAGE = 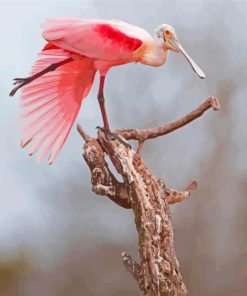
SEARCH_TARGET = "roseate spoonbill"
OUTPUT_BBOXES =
[10,18,205,164]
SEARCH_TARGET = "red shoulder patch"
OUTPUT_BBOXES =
[94,24,142,52]
[42,43,60,51]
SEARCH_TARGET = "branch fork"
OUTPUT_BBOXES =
[78,96,220,295]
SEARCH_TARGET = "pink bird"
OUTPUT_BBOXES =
[10,18,205,164]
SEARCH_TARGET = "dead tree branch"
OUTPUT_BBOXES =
[77,125,132,209]
[165,181,198,205]
[122,252,143,289]
[115,96,220,149]
[78,96,220,295]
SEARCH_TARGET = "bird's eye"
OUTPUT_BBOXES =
[164,30,172,39]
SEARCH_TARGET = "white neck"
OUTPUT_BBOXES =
[141,38,168,67]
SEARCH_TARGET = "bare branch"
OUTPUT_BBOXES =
[122,252,143,288]
[78,131,132,209]
[77,123,93,143]
[137,140,145,154]
[115,96,220,142]
[185,180,198,194]
[165,181,198,204]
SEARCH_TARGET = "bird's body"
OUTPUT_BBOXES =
[10,18,205,164]
[42,18,168,71]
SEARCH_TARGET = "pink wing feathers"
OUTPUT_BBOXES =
[42,18,146,61]
[20,47,96,164]
[18,18,151,164]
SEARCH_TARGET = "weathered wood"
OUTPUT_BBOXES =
[80,134,132,209]
[115,97,220,152]
[78,97,220,295]
[99,130,187,295]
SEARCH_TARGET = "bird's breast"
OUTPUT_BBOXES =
[94,59,131,75]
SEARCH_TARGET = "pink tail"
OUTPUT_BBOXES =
[20,47,96,164]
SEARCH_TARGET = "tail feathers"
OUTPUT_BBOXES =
[19,47,96,163]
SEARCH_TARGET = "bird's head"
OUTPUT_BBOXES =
[155,24,205,79]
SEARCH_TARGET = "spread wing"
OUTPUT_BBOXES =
[20,48,96,164]
[42,18,151,61]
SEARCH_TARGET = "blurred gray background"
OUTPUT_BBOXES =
[1,0,247,295]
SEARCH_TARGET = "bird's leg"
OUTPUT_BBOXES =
[97,76,130,148]
[10,57,73,96]
[98,76,110,132]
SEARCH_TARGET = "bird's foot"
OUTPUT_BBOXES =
[10,77,32,97]
[96,126,131,148]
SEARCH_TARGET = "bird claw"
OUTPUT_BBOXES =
[96,126,105,132]
[13,77,31,85]
[107,132,131,148]
[10,77,31,96]
[96,126,131,148]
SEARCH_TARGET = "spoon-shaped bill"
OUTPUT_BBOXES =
[169,38,206,79]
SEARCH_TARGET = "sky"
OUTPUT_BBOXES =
[0,0,247,295]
